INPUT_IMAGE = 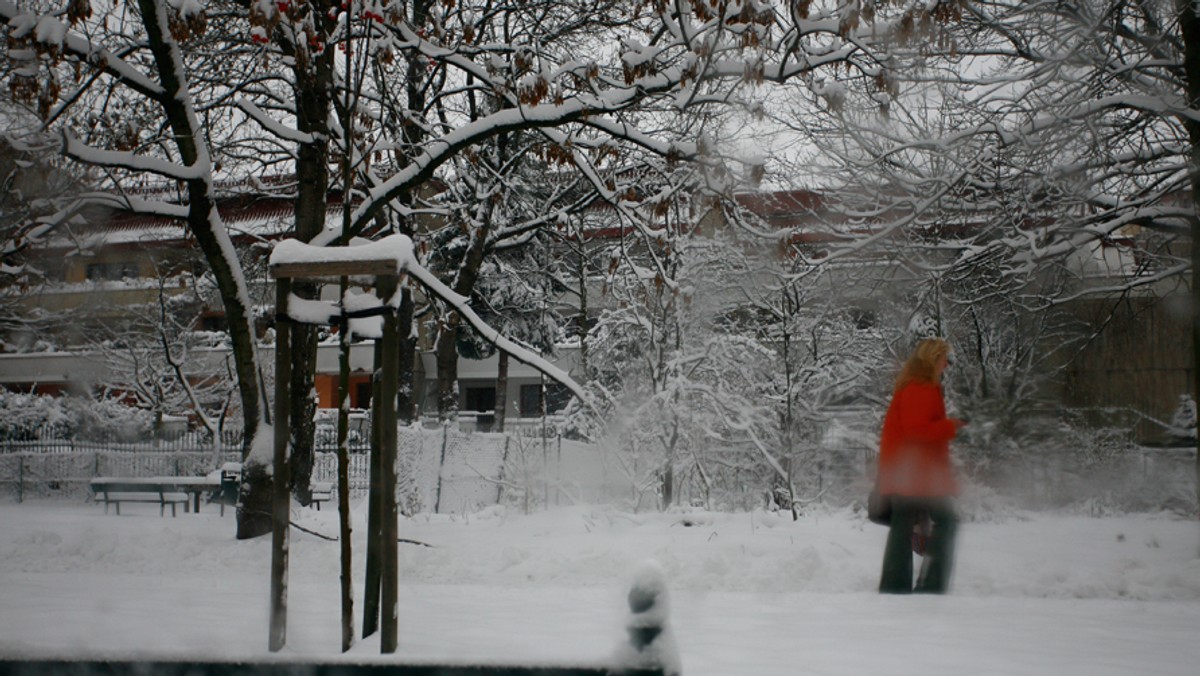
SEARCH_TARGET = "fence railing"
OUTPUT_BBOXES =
[1,427,1193,514]
[0,427,245,453]
[0,427,583,514]
[0,414,569,453]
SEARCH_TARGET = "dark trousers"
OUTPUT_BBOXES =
[879,496,957,594]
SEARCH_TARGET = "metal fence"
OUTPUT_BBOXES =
[0,427,245,452]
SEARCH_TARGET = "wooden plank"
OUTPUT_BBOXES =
[270,259,399,280]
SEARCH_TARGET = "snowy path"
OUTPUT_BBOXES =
[3,573,1198,674]
[1,502,1198,674]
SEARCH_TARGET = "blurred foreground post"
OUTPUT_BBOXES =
[613,560,681,676]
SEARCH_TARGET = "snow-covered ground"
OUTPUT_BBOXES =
[2,500,1199,674]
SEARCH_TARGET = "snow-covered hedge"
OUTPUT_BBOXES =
[0,392,154,442]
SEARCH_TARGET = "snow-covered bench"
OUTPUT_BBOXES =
[310,481,334,510]
[90,481,190,517]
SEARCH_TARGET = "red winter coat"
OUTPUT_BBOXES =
[877,381,959,497]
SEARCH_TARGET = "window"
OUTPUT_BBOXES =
[519,385,542,417]
[197,314,227,332]
[464,387,496,413]
[86,261,139,281]
[355,382,372,410]
[519,383,571,417]
[464,387,496,432]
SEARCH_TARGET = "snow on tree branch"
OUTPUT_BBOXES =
[235,98,316,144]
[63,132,205,181]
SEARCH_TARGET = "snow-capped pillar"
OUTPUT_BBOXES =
[614,560,681,676]
[268,277,293,652]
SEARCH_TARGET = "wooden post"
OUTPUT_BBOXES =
[265,254,407,656]
[378,275,400,654]
[362,339,384,639]
[269,278,292,653]
[336,277,356,653]
[497,436,510,504]
[434,424,449,514]
[541,375,548,508]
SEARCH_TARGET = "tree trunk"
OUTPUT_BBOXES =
[288,306,319,507]
[397,286,417,425]
[660,461,674,511]
[434,214,492,419]
[577,250,590,379]
[495,351,509,432]
[435,317,461,421]
[1178,0,1200,523]
[127,0,266,539]
[237,457,274,540]
[396,0,433,424]
[286,28,336,506]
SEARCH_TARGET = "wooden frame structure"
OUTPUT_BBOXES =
[263,233,588,656]
[268,252,402,654]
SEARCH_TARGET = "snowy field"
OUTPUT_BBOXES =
[2,500,1200,675]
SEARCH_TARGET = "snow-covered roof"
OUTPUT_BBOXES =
[41,197,354,252]
[38,181,870,255]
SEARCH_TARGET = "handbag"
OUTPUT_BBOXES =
[867,487,891,525]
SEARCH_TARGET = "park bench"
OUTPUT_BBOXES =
[90,482,189,517]
[310,481,334,510]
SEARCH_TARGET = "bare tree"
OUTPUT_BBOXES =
[3,0,274,537]
[86,264,238,453]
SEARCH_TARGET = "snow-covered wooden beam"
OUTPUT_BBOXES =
[270,258,398,279]
[268,236,409,280]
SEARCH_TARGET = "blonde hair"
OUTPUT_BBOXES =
[894,338,950,393]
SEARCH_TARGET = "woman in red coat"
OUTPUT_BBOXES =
[877,338,965,594]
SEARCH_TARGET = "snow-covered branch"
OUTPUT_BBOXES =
[63,133,204,181]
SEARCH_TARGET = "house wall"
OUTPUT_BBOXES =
[313,373,374,410]
[416,348,582,420]
[14,280,193,315]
